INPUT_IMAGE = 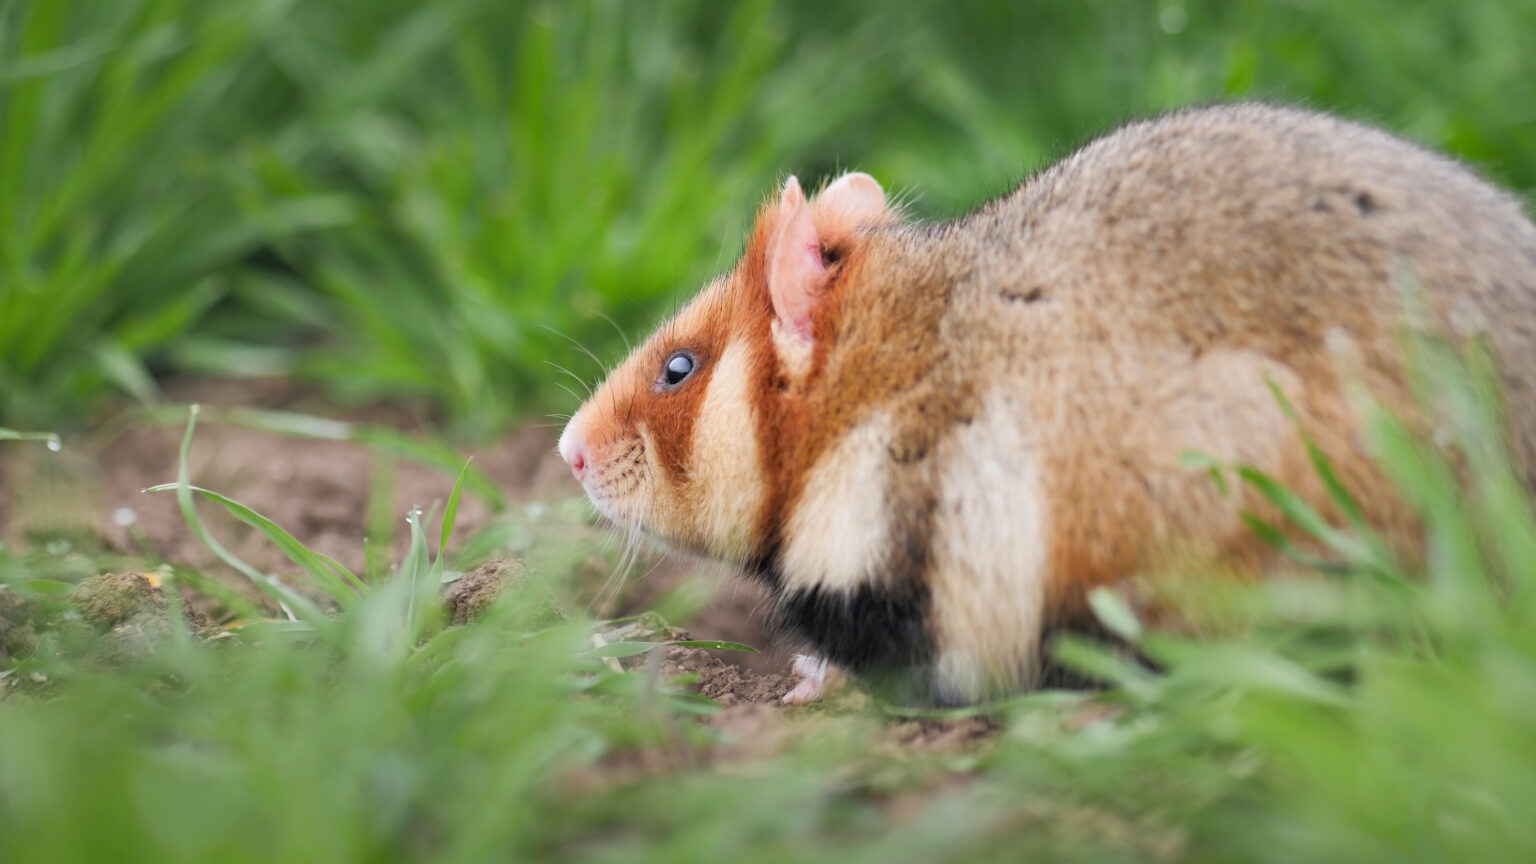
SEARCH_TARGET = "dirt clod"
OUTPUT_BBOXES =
[64,572,177,664]
[71,571,165,629]
[442,557,570,626]
[0,590,42,661]
[656,644,796,706]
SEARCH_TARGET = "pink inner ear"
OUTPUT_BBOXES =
[767,176,827,341]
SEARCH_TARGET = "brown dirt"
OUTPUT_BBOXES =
[69,571,167,629]
[443,556,569,626]
[0,590,42,662]
[98,380,571,578]
[0,377,998,756]
[656,643,797,705]
[0,379,779,657]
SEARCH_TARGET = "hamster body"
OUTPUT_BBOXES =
[560,103,1536,705]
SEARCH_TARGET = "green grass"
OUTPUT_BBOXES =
[3,0,1533,432]
[3,1,1536,861]
[242,0,880,436]
[0,0,355,425]
[4,345,1536,862]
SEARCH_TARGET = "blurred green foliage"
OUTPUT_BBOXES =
[2,0,1534,434]
[5,4,1536,861]
[3,324,1536,862]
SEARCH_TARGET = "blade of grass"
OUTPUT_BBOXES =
[1266,378,1369,530]
[0,427,60,449]
[137,404,506,510]
[1087,587,1144,644]
[434,458,472,584]
[364,451,398,583]
[401,504,431,640]
[165,562,264,623]
[165,404,324,623]
[142,482,366,604]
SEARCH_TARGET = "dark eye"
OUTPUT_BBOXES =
[660,350,697,388]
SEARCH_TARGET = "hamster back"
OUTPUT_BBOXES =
[560,103,1536,705]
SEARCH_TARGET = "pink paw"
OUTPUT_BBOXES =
[781,654,830,705]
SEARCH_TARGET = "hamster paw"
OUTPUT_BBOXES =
[781,653,831,705]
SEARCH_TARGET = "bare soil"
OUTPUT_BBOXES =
[0,378,996,751]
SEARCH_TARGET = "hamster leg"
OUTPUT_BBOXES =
[781,654,831,705]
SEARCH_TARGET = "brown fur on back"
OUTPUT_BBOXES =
[565,103,1536,703]
[822,104,1536,619]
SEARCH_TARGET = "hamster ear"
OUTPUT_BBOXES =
[767,175,826,341]
[812,172,887,236]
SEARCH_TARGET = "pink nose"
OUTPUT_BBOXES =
[558,428,590,481]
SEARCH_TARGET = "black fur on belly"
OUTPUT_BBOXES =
[744,494,938,686]
[774,579,935,683]
[743,474,947,700]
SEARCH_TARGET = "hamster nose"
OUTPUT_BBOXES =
[558,427,589,481]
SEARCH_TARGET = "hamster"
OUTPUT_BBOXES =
[559,103,1536,706]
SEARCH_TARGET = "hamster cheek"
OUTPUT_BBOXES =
[685,339,768,562]
[780,411,896,592]
[579,430,652,528]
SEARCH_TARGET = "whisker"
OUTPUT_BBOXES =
[540,324,610,378]
[594,310,632,354]
[553,381,589,407]
[593,542,633,614]
[543,360,594,399]
[589,518,636,615]
[631,552,666,588]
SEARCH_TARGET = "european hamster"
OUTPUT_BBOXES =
[559,103,1536,705]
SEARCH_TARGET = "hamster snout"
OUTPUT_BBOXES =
[557,419,590,482]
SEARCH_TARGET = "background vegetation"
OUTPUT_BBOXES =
[3,0,1536,861]
[2,0,1533,434]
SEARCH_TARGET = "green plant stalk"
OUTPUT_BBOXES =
[165,404,324,622]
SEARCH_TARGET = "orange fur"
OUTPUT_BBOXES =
[562,104,1536,703]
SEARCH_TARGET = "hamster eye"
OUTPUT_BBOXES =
[660,350,697,389]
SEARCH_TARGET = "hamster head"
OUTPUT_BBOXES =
[559,172,894,563]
